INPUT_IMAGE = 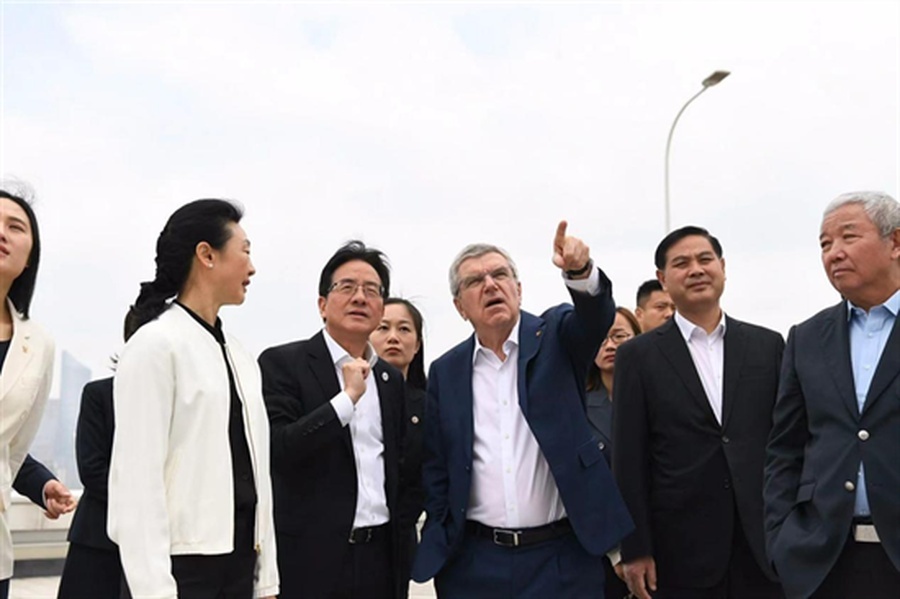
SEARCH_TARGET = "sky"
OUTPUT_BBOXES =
[1,1,898,385]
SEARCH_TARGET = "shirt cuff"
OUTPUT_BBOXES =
[606,546,622,566]
[562,264,600,295]
[331,393,356,427]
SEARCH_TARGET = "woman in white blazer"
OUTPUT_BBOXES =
[108,199,278,599]
[0,190,54,599]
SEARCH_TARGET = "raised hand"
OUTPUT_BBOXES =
[342,358,372,404]
[552,220,591,277]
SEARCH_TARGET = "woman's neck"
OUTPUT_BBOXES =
[176,287,220,327]
[601,371,615,397]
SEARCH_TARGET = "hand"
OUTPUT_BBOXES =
[342,358,371,404]
[623,555,657,599]
[614,562,626,582]
[42,480,77,520]
[552,220,591,277]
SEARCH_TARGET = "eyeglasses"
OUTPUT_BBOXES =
[459,267,514,292]
[328,279,384,299]
[603,331,634,345]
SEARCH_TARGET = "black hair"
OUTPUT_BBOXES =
[129,199,243,331]
[384,297,427,391]
[318,240,390,299]
[0,189,42,319]
[636,279,664,308]
[654,225,723,270]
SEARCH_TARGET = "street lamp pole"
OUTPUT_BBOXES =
[664,70,730,233]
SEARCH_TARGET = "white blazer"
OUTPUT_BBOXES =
[108,303,279,599]
[0,299,54,580]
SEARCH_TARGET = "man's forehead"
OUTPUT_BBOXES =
[649,291,672,303]
[460,252,509,271]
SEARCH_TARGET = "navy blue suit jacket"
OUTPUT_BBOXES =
[412,270,633,583]
[765,302,900,599]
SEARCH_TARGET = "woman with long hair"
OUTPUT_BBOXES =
[0,189,54,599]
[108,199,278,599]
[370,297,426,596]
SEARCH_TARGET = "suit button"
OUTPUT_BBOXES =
[598,442,605,450]
[844,481,856,492]
[858,430,870,441]
[721,435,730,444]
[411,415,420,425]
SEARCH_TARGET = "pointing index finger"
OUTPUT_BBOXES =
[554,220,568,248]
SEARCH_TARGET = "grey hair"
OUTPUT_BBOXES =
[448,243,519,297]
[824,191,900,238]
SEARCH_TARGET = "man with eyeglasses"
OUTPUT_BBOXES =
[411,221,633,598]
[613,226,785,599]
[258,241,415,599]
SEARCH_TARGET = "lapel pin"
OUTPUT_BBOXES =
[536,330,542,337]
[381,371,389,382]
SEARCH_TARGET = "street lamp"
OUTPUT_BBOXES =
[664,70,730,233]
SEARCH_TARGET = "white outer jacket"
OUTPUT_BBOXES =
[108,304,278,599]
[0,301,54,580]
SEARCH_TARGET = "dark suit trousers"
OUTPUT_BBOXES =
[810,532,900,599]
[57,543,123,599]
[435,531,603,599]
[655,520,783,599]
[278,523,395,599]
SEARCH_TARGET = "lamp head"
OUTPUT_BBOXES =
[701,70,730,88]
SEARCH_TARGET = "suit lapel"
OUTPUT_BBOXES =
[821,303,859,419]
[374,360,399,490]
[516,312,544,418]
[721,316,746,429]
[863,313,900,414]
[657,320,720,427]
[0,306,36,402]
[448,337,476,467]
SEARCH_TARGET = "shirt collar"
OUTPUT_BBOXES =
[322,328,378,368]
[674,310,727,343]
[846,289,900,321]
[472,318,521,364]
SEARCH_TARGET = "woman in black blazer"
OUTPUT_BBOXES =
[370,297,427,596]
[585,306,641,599]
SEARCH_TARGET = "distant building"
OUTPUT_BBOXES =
[29,351,91,490]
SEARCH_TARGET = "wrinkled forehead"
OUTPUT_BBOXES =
[458,251,512,275]
[820,203,873,236]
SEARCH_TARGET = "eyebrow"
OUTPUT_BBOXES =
[6,215,29,228]
[819,223,860,239]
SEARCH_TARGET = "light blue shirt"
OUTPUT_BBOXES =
[847,289,900,516]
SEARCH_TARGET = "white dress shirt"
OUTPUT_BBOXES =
[467,269,601,529]
[674,311,727,425]
[323,330,390,528]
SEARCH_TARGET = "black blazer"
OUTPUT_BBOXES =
[764,302,900,599]
[585,387,613,464]
[258,332,410,598]
[613,316,784,588]
[12,454,55,508]
[68,378,117,551]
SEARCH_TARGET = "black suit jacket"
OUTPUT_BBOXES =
[12,454,54,508]
[613,316,784,588]
[68,378,117,551]
[259,332,410,598]
[764,302,900,599]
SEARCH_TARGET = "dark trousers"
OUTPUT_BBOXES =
[277,523,395,599]
[331,524,395,599]
[603,555,629,599]
[810,532,900,599]
[656,522,783,599]
[170,510,257,599]
[57,543,123,599]
[434,530,604,599]
[0,578,8,599]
